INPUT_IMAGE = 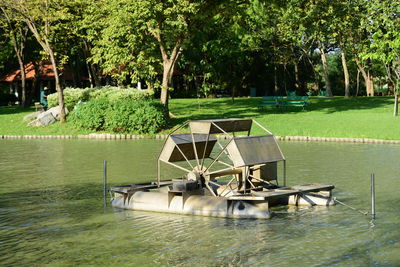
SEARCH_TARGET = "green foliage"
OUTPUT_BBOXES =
[47,86,153,110]
[48,87,90,111]
[68,98,109,130]
[87,86,153,102]
[104,100,168,133]
[69,99,168,134]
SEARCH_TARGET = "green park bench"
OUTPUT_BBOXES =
[258,95,309,111]
[281,96,309,110]
[257,96,283,108]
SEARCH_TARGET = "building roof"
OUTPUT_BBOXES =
[0,62,81,82]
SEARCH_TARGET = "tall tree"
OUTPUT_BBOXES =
[2,0,70,121]
[363,0,400,115]
[0,6,28,106]
[90,0,247,112]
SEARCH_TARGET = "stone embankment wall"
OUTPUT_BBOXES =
[2,134,400,144]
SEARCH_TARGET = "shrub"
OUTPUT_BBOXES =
[88,86,153,102]
[48,88,91,111]
[48,86,153,110]
[68,99,109,131]
[69,99,168,134]
[128,101,169,134]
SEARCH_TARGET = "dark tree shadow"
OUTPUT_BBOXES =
[169,96,394,128]
[0,106,35,115]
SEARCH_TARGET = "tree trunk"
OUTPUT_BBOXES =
[16,54,27,107]
[367,70,374,96]
[85,59,94,88]
[388,77,394,95]
[302,49,320,93]
[82,41,101,87]
[356,69,360,97]
[274,64,279,95]
[341,50,350,97]
[294,61,300,93]
[48,49,66,122]
[5,14,28,107]
[320,46,332,97]
[394,92,398,116]
[355,58,374,97]
[160,59,173,107]
[24,19,65,121]
[154,28,182,111]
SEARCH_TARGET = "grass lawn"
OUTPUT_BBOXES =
[168,96,400,140]
[1,96,400,140]
[0,106,91,135]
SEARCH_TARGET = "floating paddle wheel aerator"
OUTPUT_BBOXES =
[110,118,335,219]
[157,119,287,197]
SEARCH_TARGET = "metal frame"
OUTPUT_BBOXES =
[157,118,287,196]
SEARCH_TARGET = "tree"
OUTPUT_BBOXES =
[69,0,103,88]
[363,0,400,115]
[0,6,28,106]
[90,0,248,112]
[2,0,70,121]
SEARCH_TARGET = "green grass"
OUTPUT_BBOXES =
[1,96,400,140]
[168,96,400,140]
[0,106,91,135]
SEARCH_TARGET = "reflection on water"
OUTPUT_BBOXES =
[1,139,399,266]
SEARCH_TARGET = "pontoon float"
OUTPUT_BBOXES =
[110,118,335,219]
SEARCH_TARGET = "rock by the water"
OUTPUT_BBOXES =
[47,106,69,120]
[23,111,42,121]
[39,112,56,125]
[28,119,43,127]
[28,112,56,127]
[26,105,68,126]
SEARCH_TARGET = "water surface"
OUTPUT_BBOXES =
[1,139,399,266]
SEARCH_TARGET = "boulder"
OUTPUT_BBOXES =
[28,119,43,127]
[23,111,43,121]
[47,106,69,120]
[28,112,56,127]
[39,112,56,125]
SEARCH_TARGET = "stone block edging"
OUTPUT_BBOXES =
[1,134,400,144]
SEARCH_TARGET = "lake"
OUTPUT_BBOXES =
[1,139,399,266]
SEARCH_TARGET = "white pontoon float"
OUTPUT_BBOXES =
[111,118,334,219]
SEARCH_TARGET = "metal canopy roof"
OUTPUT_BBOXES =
[189,118,253,134]
[226,135,285,167]
[159,133,217,163]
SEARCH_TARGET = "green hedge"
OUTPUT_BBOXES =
[69,99,168,134]
[47,86,153,111]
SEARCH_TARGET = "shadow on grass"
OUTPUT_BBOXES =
[170,96,394,126]
[0,105,35,115]
[307,96,393,114]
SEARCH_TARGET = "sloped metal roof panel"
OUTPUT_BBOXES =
[159,133,217,163]
[189,119,252,134]
[227,135,285,167]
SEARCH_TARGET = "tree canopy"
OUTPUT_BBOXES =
[1,0,400,115]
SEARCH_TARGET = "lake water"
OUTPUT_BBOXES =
[1,139,399,266]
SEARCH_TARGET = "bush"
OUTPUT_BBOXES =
[48,86,153,110]
[69,99,168,134]
[48,88,91,111]
[68,99,109,131]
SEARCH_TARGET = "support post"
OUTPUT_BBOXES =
[283,160,287,186]
[157,160,161,187]
[103,160,107,208]
[371,173,376,219]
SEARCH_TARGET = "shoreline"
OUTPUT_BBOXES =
[1,133,400,144]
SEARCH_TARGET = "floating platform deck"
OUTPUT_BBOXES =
[110,118,335,219]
